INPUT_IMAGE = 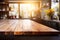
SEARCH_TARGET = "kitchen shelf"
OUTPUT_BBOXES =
[0,2,9,19]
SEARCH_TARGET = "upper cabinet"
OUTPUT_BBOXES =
[0,2,9,19]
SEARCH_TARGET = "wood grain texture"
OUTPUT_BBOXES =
[0,19,59,32]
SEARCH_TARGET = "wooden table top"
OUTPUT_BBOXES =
[0,19,59,35]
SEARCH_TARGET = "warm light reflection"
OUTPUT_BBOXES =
[22,19,32,31]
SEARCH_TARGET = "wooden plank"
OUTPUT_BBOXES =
[14,20,22,32]
[21,20,32,31]
[0,19,59,32]
[31,21,58,32]
[8,20,19,31]
[0,20,7,26]
[6,20,18,31]
[0,20,13,31]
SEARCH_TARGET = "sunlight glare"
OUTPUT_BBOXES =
[22,20,32,31]
[20,4,35,11]
[20,4,36,18]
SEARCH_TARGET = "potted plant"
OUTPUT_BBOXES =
[45,9,54,20]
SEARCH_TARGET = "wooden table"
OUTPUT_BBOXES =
[0,19,59,35]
